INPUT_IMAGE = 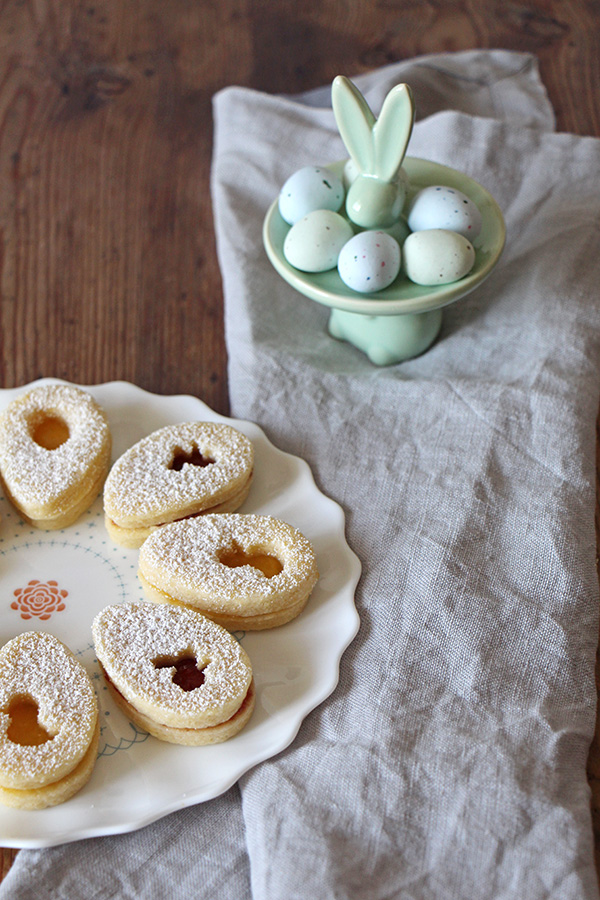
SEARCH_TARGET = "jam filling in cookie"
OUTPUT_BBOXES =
[0,632,99,810]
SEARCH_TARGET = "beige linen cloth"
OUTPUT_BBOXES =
[2,50,600,900]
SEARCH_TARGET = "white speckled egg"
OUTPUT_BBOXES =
[407,185,482,240]
[278,166,345,225]
[403,229,475,285]
[337,230,401,293]
[283,210,354,273]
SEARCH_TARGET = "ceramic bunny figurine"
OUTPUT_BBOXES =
[331,75,415,229]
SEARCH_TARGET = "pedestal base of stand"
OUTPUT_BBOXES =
[328,306,443,365]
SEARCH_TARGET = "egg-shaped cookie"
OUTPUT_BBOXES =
[0,632,99,809]
[0,384,112,530]
[103,422,254,548]
[92,602,255,745]
[138,513,319,630]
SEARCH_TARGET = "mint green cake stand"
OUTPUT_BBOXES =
[263,157,506,366]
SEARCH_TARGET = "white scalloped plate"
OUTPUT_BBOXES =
[0,380,361,847]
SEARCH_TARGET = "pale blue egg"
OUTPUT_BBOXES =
[279,166,345,225]
[407,186,482,240]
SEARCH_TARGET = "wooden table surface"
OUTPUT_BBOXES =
[0,0,599,883]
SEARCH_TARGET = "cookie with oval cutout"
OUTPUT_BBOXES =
[0,383,112,529]
[0,632,99,809]
[92,602,255,745]
[138,513,319,630]
[103,422,254,548]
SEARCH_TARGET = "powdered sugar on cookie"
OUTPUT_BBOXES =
[0,383,111,527]
[138,513,319,629]
[103,422,254,535]
[92,602,253,730]
[0,632,98,791]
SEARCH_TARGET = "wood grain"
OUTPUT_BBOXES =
[0,0,599,884]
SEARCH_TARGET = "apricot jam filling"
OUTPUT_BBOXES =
[31,415,70,450]
[6,697,54,746]
[218,547,283,578]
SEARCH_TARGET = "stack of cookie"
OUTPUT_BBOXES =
[0,384,320,810]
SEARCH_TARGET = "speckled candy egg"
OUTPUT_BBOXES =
[403,229,475,286]
[284,210,354,273]
[337,230,401,293]
[278,166,345,225]
[407,186,482,240]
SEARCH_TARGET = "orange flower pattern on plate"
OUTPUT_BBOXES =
[11,580,68,621]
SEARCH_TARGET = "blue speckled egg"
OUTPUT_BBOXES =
[278,166,345,225]
[407,186,482,240]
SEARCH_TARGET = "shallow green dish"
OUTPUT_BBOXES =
[263,157,506,364]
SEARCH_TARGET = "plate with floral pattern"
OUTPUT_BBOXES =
[0,380,361,847]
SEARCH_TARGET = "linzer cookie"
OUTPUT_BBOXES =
[103,422,254,548]
[92,602,255,745]
[138,513,319,630]
[0,383,112,530]
[0,632,99,809]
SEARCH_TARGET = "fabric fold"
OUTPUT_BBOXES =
[211,51,600,900]
[289,49,556,131]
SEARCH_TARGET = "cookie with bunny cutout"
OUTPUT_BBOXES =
[103,421,254,548]
[92,602,255,745]
[0,383,112,530]
[0,632,99,809]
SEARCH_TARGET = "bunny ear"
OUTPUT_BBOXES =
[331,75,376,175]
[372,83,415,182]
